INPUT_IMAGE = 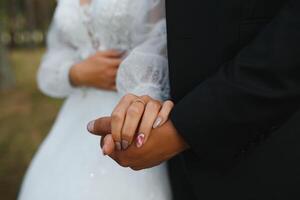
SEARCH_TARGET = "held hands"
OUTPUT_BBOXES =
[87,94,189,170]
[109,94,175,151]
[69,50,124,90]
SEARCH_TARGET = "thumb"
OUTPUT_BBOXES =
[87,117,111,136]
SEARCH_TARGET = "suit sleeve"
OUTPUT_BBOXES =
[170,0,300,167]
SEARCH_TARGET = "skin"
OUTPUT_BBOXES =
[80,0,91,5]
[110,94,174,150]
[69,50,123,90]
[88,117,189,170]
[78,0,173,150]
[79,0,182,168]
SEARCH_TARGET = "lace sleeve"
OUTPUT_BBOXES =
[116,0,170,101]
[37,21,79,98]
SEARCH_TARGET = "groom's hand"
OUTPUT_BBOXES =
[88,118,189,170]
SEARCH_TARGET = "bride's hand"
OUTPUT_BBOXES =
[110,94,174,150]
[69,50,123,90]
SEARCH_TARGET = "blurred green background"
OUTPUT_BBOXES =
[0,1,63,199]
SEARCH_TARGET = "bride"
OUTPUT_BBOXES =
[18,0,171,199]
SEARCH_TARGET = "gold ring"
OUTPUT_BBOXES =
[132,98,146,106]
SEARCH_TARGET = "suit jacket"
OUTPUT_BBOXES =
[166,0,300,199]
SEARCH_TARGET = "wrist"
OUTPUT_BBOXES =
[162,120,190,153]
[169,120,190,151]
[69,63,83,87]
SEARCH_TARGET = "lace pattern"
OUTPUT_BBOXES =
[38,0,169,100]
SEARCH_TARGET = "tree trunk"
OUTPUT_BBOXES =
[25,0,37,31]
[36,0,52,31]
[7,0,18,48]
[0,17,15,90]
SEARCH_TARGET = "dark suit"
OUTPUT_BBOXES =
[166,0,300,199]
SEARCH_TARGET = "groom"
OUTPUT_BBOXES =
[89,0,300,199]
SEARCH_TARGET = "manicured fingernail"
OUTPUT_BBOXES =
[136,134,145,148]
[122,140,129,150]
[153,117,162,128]
[87,120,95,132]
[115,142,122,151]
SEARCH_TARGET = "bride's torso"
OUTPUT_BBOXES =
[54,0,147,60]
[18,2,172,199]
[37,0,168,101]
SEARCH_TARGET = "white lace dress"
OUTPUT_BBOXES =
[18,0,171,199]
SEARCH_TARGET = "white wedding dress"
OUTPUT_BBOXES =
[18,0,172,199]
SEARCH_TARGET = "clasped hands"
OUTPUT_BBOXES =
[87,94,189,170]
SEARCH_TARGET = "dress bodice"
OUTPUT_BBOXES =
[55,0,148,58]
[38,0,169,100]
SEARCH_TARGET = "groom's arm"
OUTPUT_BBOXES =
[171,0,300,167]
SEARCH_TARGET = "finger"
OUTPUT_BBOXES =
[107,150,128,168]
[136,100,161,148]
[140,95,152,103]
[87,117,111,136]
[121,100,146,150]
[103,58,122,67]
[153,100,174,128]
[102,134,115,156]
[111,94,138,150]
[96,50,125,58]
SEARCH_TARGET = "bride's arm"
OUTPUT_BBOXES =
[108,1,173,149]
[37,21,79,98]
[116,0,169,101]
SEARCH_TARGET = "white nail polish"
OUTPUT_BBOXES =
[153,117,162,128]
[87,121,95,132]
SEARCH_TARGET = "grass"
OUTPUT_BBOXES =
[0,48,63,200]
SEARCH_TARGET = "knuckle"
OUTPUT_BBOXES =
[127,105,141,117]
[111,110,123,122]
[122,93,135,102]
[147,100,161,110]
[141,95,150,99]
[141,95,151,101]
